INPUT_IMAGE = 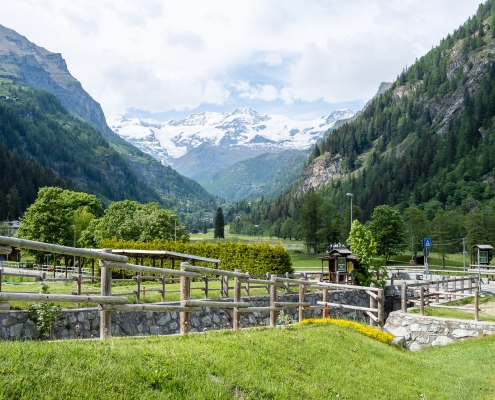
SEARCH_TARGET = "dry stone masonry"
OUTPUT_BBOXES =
[0,291,369,340]
[385,311,495,351]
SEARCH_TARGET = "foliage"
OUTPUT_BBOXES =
[404,207,430,258]
[214,207,225,239]
[27,283,61,339]
[17,187,102,249]
[99,238,293,275]
[81,200,188,246]
[347,220,386,286]
[368,205,406,261]
[297,318,394,344]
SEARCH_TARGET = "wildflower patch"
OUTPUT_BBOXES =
[297,318,394,344]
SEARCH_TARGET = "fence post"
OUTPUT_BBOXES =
[136,275,141,304]
[161,275,165,302]
[370,283,376,326]
[475,290,479,322]
[401,281,407,313]
[475,277,479,293]
[204,275,209,299]
[245,273,250,296]
[299,277,306,322]
[100,248,113,340]
[0,269,2,292]
[180,262,191,335]
[377,288,384,329]
[285,272,290,294]
[469,276,473,294]
[461,278,464,295]
[453,279,456,300]
[266,272,271,294]
[420,286,425,317]
[322,287,328,318]
[270,275,277,328]
[233,269,241,331]
[435,279,440,303]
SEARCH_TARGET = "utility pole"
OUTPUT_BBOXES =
[463,238,466,272]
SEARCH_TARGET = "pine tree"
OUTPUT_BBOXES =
[202,221,207,234]
[214,207,225,239]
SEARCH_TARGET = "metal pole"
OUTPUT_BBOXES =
[463,238,466,272]
[478,248,481,291]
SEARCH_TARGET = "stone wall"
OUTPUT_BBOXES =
[0,290,369,340]
[385,311,495,351]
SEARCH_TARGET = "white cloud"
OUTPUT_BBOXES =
[265,54,282,66]
[0,0,484,116]
[239,83,279,102]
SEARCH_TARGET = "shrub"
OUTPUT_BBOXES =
[99,238,293,275]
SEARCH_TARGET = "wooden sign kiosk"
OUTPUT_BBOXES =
[318,248,356,284]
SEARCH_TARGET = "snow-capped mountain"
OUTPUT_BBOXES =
[107,108,355,166]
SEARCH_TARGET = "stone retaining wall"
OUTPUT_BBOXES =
[385,311,495,351]
[0,290,369,340]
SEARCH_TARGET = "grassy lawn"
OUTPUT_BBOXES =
[0,323,494,399]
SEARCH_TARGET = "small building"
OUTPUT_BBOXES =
[472,244,493,266]
[318,248,356,284]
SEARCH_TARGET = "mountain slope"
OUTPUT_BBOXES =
[0,79,160,209]
[299,1,495,219]
[0,24,217,209]
[200,149,308,201]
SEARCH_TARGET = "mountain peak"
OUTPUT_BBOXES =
[232,107,260,117]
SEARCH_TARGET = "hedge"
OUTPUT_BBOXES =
[99,239,293,275]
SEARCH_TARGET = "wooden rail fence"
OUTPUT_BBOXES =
[0,236,385,339]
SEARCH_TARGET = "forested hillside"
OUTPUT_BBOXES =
[224,1,495,256]
[0,78,219,219]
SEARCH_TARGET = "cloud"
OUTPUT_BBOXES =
[265,54,282,66]
[0,0,484,117]
[167,31,204,52]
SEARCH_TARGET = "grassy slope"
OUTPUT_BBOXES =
[0,324,494,399]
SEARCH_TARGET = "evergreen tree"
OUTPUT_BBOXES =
[202,221,207,234]
[214,207,225,239]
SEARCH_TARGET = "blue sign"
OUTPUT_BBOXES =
[423,238,432,249]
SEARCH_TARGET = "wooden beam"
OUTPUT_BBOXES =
[274,302,311,307]
[317,301,378,313]
[184,265,249,278]
[237,307,282,313]
[0,245,12,255]
[0,292,127,304]
[101,260,201,277]
[366,311,378,322]
[98,304,201,312]
[184,300,249,308]
[0,236,128,263]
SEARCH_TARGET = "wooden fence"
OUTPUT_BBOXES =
[0,236,385,339]
[400,276,481,321]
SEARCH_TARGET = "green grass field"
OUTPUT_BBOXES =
[0,323,494,399]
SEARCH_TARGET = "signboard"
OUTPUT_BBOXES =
[337,257,347,272]
[480,251,489,264]
[423,238,432,249]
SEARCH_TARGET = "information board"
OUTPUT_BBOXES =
[480,251,489,264]
[337,257,347,272]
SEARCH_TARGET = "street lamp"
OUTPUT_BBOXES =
[346,193,353,229]
[254,224,261,244]
[171,215,177,242]
[71,225,76,269]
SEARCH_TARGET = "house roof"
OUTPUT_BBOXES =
[472,244,493,250]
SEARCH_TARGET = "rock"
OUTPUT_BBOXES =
[388,327,411,341]
[10,323,23,338]
[431,336,454,347]
[452,329,478,338]
[409,342,422,352]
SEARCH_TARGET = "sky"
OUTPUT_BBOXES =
[0,0,484,121]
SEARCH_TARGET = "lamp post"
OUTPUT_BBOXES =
[254,224,261,244]
[346,193,353,229]
[71,225,76,269]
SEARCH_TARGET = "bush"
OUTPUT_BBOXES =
[99,239,293,275]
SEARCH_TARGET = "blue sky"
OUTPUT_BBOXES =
[0,0,484,121]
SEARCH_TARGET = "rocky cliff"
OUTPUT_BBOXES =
[297,153,345,194]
